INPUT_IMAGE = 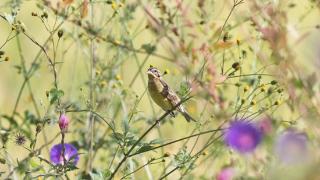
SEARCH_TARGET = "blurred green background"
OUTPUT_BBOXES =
[0,0,320,179]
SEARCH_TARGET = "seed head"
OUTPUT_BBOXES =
[163,152,170,157]
[58,29,64,38]
[15,133,26,146]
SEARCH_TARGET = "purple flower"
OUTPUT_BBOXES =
[275,129,309,164]
[224,120,262,153]
[216,167,234,180]
[59,114,69,132]
[50,143,79,165]
[257,116,273,135]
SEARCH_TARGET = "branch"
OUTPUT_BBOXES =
[108,96,193,180]
[128,128,223,157]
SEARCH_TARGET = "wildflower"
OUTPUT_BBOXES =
[257,116,273,135]
[115,74,121,81]
[111,1,118,10]
[275,129,309,164]
[243,85,249,92]
[50,143,79,165]
[113,40,121,46]
[164,69,170,75]
[95,70,101,76]
[99,80,107,88]
[15,133,26,146]
[216,167,235,180]
[59,114,69,132]
[260,84,266,92]
[224,120,262,153]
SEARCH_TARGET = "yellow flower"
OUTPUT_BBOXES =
[116,74,121,81]
[113,40,121,46]
[243,85,249,92]
[111,1,118,10]
[100,81,107,88]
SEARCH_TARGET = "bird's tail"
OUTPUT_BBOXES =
[179,107,196,122]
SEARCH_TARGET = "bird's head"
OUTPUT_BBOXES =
[147,66,161,79]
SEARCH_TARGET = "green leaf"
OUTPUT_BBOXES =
[1,115,18,126]
[29,159,43,172]
[293,78,303,89]
[141,44,156,54]
[135,144,154,154]
[111,132,124,142]
[48,88,64,104]
[65,162,78,172]
[88,169,112,179]
[178,82,190,97]
[149,139,163,145]
[122,117,129,134]
[102,169,112,178]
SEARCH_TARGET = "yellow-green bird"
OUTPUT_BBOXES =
[147,66,195,122]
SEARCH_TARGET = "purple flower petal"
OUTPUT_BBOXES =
[224,120,262,153]
[258,116,273,135]
[275,129,309,164]
[50,143,79,165]
[216,167,234,180]
[59,114,69,131]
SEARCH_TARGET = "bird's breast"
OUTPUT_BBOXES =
[148,79,173,110]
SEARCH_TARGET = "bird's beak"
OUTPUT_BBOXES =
[147,69,153,75]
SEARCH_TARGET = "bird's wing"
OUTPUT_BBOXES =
[159,78,182,107]
[159,78,170,97]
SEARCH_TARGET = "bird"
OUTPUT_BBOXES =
[147,66,195,122]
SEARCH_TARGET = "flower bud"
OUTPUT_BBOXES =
[36,124,42,133]
[59,114,69,132]
[232,62,240,70]
[58,29,64,38]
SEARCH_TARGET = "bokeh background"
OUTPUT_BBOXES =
[0,0,320,179]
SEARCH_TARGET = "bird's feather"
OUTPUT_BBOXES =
[147,68,196,122]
